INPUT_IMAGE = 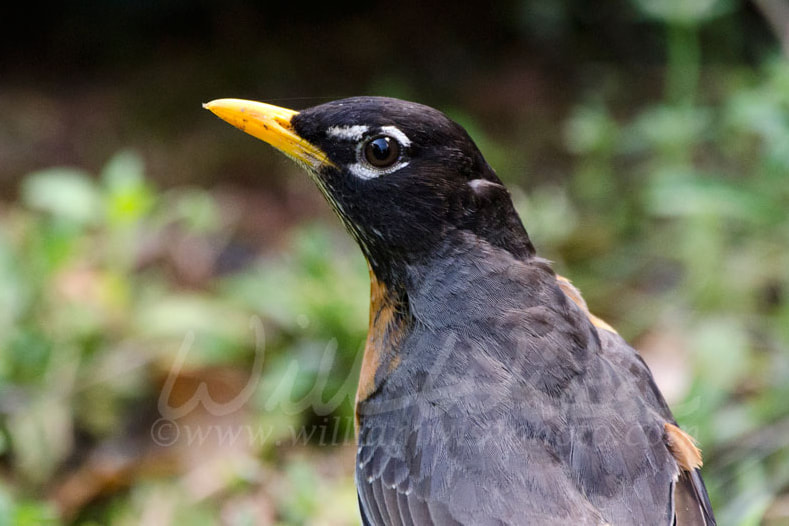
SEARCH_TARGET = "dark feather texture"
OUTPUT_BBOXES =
[294,97,716,525]
[355,233,698,524]
[210,96,716,525]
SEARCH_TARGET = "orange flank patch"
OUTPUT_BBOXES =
[556,275,618,335]
[664,423,703,471]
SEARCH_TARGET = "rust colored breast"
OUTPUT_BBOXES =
[355,267,407,428]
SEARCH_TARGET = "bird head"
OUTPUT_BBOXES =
[205,96,534,284]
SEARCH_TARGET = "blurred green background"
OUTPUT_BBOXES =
[1,1,788,524]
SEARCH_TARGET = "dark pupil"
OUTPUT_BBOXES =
[365,136,399,167]
[369,138,390,160]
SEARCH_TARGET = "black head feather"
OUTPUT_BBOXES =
[290,97,535,283]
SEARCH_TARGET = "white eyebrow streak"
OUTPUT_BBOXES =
[326,125,369,141]
[379,125,411,147]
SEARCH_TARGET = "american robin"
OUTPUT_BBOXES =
[205,97,716,525]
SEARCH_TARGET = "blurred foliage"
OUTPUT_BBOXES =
[1,1,789,525]
[0,151,365,524]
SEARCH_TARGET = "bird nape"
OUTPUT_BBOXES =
[205,96,716,526]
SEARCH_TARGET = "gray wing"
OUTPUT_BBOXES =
[356,390,609,525]
[672,469,716,525]
[596,329,715,526]
[355,253,715,525]
[354,313,620,525]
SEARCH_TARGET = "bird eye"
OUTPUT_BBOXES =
[363,135,400,168]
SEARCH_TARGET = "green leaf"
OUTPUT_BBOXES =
[20,168,101,225]
[101,150,155,225]
[644,167,766,221]
[564,105,617,155]
[691,317,749,392]
[629,0,734,24]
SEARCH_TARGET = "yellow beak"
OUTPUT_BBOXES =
[203,98,333,170]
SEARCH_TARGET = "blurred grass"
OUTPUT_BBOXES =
[1,1,789,525]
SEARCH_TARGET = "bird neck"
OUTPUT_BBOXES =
[357,228,545,410]
[453,176,536,262]
[366,219,536,296]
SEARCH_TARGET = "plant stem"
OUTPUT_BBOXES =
[666,22,701,106]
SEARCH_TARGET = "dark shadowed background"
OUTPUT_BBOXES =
[1,1,788,524]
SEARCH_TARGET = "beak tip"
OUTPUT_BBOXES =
[202,98,328,167]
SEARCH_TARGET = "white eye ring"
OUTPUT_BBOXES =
[378,125,412,148]
[347,125,412,180]
[347,159,410,180]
